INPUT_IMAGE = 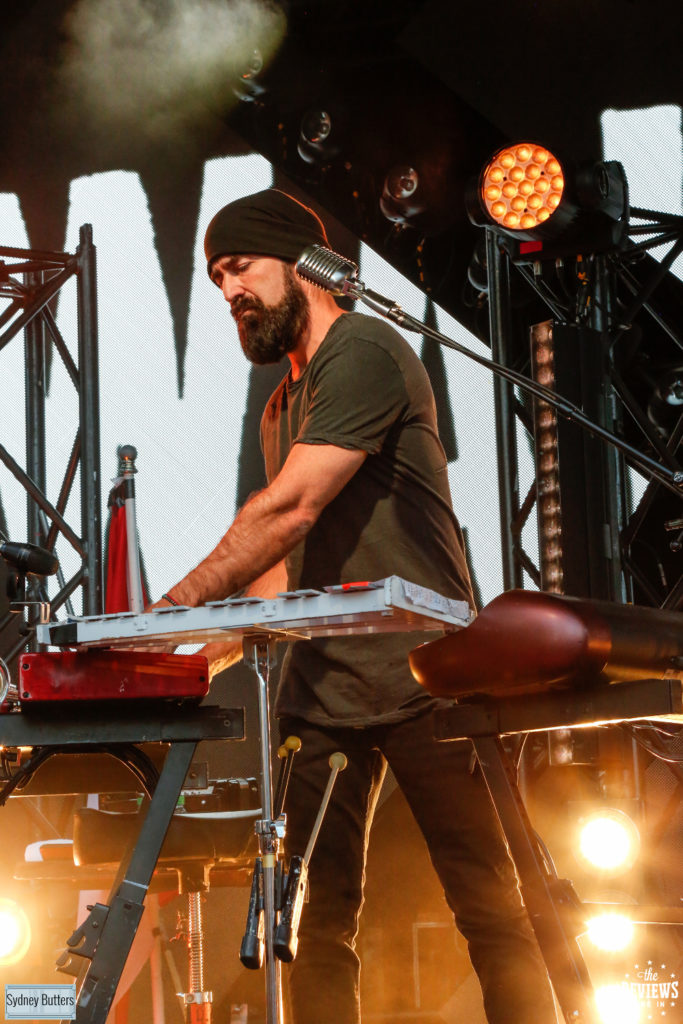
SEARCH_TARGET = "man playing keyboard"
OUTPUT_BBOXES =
[151,188,557,1024]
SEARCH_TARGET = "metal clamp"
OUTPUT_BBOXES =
[179,992,213,1005]
[0,656,12,705]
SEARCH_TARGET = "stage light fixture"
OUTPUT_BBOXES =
[467,142,628,257]
[297,109,339,165]
[548,729,573,765]
[585,911,635,953]
[232,49,267,103]
[530,321,564,593]
[647,364,683,437]
[466,236,489,293]
[0,898,31,966]
[480,144,565,233]
[576,809,640,875]
[379,166,426,227]
[595,983,641,1024]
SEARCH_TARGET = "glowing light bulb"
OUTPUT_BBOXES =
[585,913,635,952]
[547,192,561,209]
[577,810,640,873]
[580,820,629,869]
[526,163,541,180]
[595,984,641,1024]
[520,214,537,229]
[537,208,550,222]
[0,912,20,959]
[502,182,517,198]
[491,201,506,219]
[519,180,534,196]
[547,158,561,175]
[511,196,525,212]
[509,165,524,182]
[535,177,550,193]
[485,185,502,201]
[503,211,520,227]
[533,147,549,164]
[500,152,515,169]
[516,144,532,162]
[528,194,542,210]
[489,167,504,183]
[0,900,31,965]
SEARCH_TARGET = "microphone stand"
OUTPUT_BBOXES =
[339,276,683,497]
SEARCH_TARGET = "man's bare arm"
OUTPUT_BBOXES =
[201,559,288,680]
[165,442,366,607]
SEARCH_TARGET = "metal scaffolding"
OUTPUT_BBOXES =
[484,209,683,610]
[0,224,102,663]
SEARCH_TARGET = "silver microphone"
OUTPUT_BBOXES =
[296,243,416,327]
[296,244,359,296]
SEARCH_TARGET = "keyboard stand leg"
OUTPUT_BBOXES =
[470,734,598,1024]
[60,740,197,1024]
[243,637,282,1024]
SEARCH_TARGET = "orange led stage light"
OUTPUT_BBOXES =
[467,141,628,258]
[481,143,565,233]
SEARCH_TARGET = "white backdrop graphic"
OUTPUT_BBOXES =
[1,108,681,613]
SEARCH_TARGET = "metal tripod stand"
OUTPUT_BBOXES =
[241,634,347,1024]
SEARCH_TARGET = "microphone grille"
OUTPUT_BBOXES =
[296,244,358,295]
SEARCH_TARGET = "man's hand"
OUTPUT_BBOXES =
[136,595,179,653]
[148,560,290,678]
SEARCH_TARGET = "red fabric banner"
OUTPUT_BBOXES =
[105,487,149,613]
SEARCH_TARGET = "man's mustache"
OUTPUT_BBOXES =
[231,297,263,320]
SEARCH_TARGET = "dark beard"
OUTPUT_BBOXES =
[232,264,310,365]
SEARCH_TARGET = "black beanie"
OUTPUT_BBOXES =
[204,188,329,275]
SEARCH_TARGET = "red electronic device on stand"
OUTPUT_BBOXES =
[18,649,209,704]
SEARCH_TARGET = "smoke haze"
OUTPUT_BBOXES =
[54,0,286,154]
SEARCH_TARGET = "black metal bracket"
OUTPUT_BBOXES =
[434,678,683,740]
[0,703,244,1024]
[433,676,683,1024]
[469,732,597,1024]
[57,741,197,1023]
[57,903,111,975]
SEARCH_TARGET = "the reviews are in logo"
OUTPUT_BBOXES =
[622,962,679,1018]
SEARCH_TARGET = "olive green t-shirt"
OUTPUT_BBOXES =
[260,311,474,726]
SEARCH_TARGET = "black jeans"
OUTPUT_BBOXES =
[278,709,557,1024]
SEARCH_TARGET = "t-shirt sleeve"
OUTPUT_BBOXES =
[296,337,408,454]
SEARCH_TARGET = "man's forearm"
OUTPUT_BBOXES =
[167,491,311,606]
[199,559,289,679]
[162,442,365,609]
